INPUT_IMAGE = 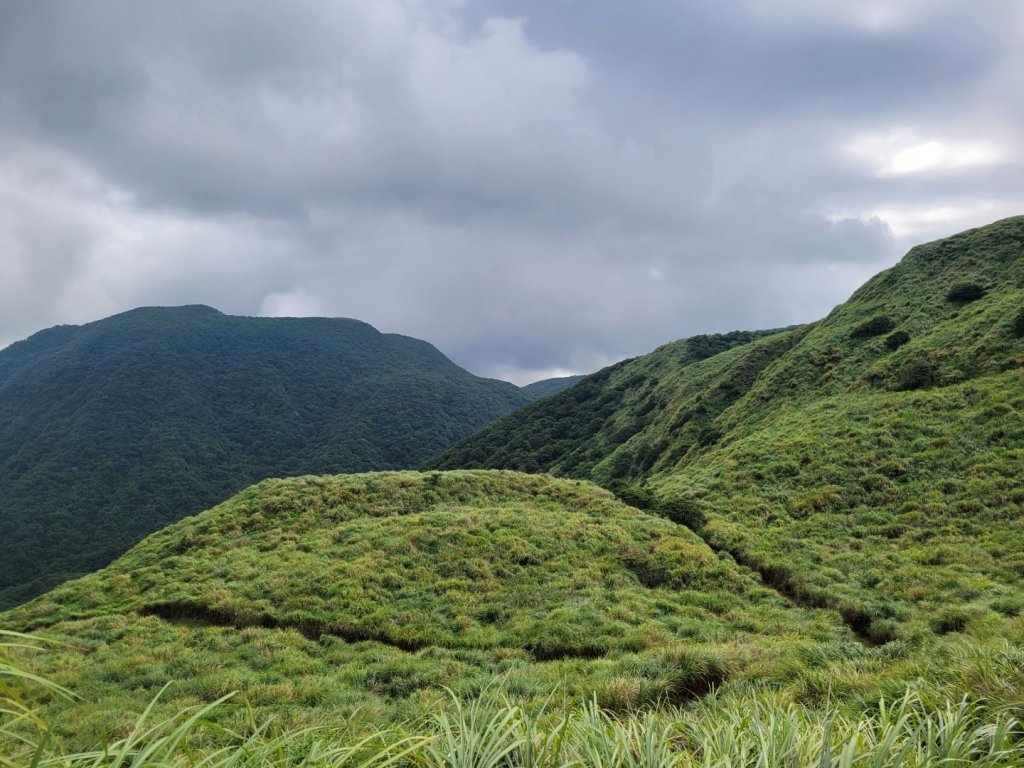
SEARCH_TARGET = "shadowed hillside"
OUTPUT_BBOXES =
[427,329,793,480]
[520,374,588,400]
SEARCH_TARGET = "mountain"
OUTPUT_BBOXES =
[0,470,840,742]
[0,306,530,609]
[429,216,1024,643]
[520,374,588,401]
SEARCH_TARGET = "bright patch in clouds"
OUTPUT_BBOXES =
[260,291,326,318]
[846,130,1005,177]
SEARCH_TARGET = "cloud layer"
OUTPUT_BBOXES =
[1,0,1021,382]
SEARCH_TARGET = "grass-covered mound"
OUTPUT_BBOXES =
[0,471,844,743]
[0,306,531,610]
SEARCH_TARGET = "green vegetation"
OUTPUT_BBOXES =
[520,375,587,401]
[427,329,793,482]
[4,217,1024,762]
[430,215,1024,643]
[0,306,530,609]
[850,315,896,339]
[5,619,1024,766]
[1,471,850,743]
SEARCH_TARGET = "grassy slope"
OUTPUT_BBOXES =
[655,217,1024,640]
[0,306,530,609]
[427,329,796,480]
[429,217,1024,643]
[1,471,847,743]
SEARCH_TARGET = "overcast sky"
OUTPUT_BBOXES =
[1,1,1021,383]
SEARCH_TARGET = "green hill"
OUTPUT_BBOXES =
[429,216,1024,642]
[428,329,794,483]
[0,471,842,742]
[0,306,530,609]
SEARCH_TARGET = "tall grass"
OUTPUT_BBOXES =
[4,631,1023,767]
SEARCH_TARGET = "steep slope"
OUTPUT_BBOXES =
[0,306,530,609]
[0,471,843,741]
[655,216,1024,640]
[429,216,1024,642]
[427,329,795,480]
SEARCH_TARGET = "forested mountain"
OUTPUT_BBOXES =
[429,216,1024,642]
[0,306,530,609]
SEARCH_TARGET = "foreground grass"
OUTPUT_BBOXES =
[5,631,1024,767]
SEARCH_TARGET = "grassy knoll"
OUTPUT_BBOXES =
[1,471,847,745]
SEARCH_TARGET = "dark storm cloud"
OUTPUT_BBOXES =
[0,1,1021,382]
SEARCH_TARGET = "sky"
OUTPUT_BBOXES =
[1,1,1021,384]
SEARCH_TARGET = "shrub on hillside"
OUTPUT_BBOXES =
[866,619,899,645]
[610,481,654,510]
[1012,309,1024,338]
[657,496,707,530]
[850,316,896,339]
[930,607,971,635]
[946,283,987,303]
[884,330,911,350]
[895,359,934,391]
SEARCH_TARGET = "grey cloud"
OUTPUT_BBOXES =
[0,0,1021,381]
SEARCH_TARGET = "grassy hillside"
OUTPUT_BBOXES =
[0,306,529,609]
[429,217,1024,644]
[1,471,848,743]
[2,473,1022,762]
[427,329,793,480]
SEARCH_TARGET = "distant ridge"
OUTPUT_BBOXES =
[0,306,531,608]
[521,374,588,401]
